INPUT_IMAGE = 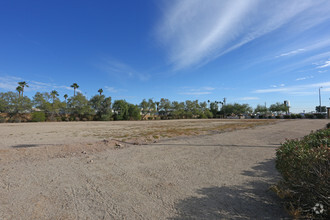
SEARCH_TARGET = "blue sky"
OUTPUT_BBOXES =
[1,0,330,113]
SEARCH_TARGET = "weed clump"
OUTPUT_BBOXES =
[275,128,329,219]
[31,112,46,122]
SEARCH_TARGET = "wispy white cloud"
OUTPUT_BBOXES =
[0,76,23,90]
[179,86,215,96]
[254,81,330,95]
[104,86,119,93]
[270,84,285,88]
[277,49,306,57]
[180,91,212,96]
[317,60,330,68]
[156,0,330,70]
[99,58,150,81]
[237,97,259,101]
[296,76,314,81]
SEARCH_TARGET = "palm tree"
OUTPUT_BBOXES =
[50,90,59,103]
[98,88,103,95]
[16,86,23,98]
[63,94,68,101]
[18,81,29,97]
[70,83,79,96]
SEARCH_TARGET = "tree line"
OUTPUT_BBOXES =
[0,82,291,122]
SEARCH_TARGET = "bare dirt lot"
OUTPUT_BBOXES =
[0,119,328,219]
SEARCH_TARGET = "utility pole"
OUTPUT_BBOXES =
[319,87,322,113]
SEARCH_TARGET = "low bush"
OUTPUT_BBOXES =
[305,114,314,119]
[275,128,329,219]
[31,112,46,122]
[315,114,326,119]
[290,114,297,119]
[283,115,290,119]
[0,116,5,123]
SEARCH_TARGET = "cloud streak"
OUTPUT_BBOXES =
[179,86,215,96]
[254,81,330,95]
[277,49,306,57]
[317,60,330,68]
[156,0,330,70]
[99,58,150,81]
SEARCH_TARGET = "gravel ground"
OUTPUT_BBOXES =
[0,119,328,219]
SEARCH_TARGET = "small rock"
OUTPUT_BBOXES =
[103,139,109,143]
[82,151,87,154]
[87,159,93,163]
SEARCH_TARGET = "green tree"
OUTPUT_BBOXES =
[67,92,93,118]
[18,81,29,97]
[70,83,79,96]
[315,106,326,113]
[63,94,68,102]
[269,102,288,115]
[139,98,156,119]
[159,98,171,119]
[50,90,60,115]
[98,88,103,95]
[0,92,32,113]
[128,104,141,120]
[112,100,129,120]
[50,90,59,103]
[210,102,219,118]
[254,105,268,115]
[221,103,252,116]
[89,94,112,120]
[33,92,52,113]
[171,101,185,119]
[16,86,23,98]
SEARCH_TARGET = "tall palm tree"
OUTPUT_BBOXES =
[50,90,59,103]
[18,81,29,97]
[70,83,79,96]
[98,88,103,95]
[16,86,23,98]
[63,94,68,102]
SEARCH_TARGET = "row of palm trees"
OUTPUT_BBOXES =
[15,81,95,100]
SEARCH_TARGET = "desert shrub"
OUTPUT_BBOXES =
[305,114,314,119]
[31,112,46,122]
[283,115,291,119]
[315,114,326,119]
[327,123,330,129]
[290,114,297,119]
[14,117,21,123]
[0,116,5,123]
[296,114,302,119]
[98,113,112,121]
[275,128,329,219]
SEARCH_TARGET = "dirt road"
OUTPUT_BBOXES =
[0,119,328,219]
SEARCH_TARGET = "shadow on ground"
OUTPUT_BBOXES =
[11,144,41,148]
[169,159,289,219]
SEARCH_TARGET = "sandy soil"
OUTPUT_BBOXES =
[0,119,328,219]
